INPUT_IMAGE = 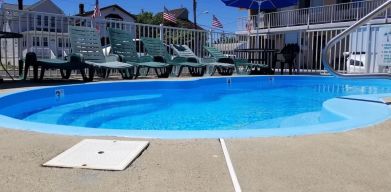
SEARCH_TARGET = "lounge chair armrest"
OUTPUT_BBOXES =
[170,56,188,64]
[200,57,217,64]
[139,56,154,63]
[105,54,120,62]
[113,54,125,62]
[234,58,249,64]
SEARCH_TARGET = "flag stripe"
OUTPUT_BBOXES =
[92,0,101,19]
[212,15,223,29]
[163,7,177,24]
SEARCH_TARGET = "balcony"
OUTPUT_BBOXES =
[237,0,387,32]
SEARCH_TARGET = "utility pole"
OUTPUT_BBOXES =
[193,0,197,29]
[18,0,23,10]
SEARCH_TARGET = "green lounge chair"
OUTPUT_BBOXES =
[68,26,134,79]
[203,46,271,75]
[107,28,172,78]
[171,44,234,76]
[141,37,207,77]
[23,52,93,81]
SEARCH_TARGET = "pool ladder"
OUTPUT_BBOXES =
[322,0,391,79]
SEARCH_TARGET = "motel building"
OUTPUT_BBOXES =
[235,0,390,74]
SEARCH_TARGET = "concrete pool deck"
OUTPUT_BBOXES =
[1,120,391,192]
[1,80,391,191]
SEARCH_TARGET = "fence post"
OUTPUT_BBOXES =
[159,24,164,41]
[209,29,213,46]
[330,5,334,23]
[365,24,372,73]
[356,3,360,20]
[268,14,271,29]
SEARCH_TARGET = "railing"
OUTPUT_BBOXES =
[0,8,247,78]
[237,0,388,31]
[322,0,391,78]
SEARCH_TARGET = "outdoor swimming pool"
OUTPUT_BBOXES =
[0,76,390,138]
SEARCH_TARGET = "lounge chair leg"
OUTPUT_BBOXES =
[120,68,134,79]
[135,66,142,79]
[88,68,95,81]
[80,68,94,82]
[188,67,205,77]
[217,67,234,76]
[155,66,171,78]
[60,69,72,79]
[80,69,87,81]
[176,66,184,77]
[105,69,111,78]
[210,67,217,76]
[39,68,45,81]
[154,68,160,78]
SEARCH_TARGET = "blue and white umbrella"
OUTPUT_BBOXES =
[221,0,297,11]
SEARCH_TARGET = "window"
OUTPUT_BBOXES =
[36,15,42,26]
[58,38,63,47]
[33,37,40,46]
[44,16,49,27]
[51,17,55,28]
[43,37,48,47]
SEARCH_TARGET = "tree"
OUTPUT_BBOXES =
[136,12,162,25]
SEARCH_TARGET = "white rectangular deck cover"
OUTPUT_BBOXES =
[43,139,149,171]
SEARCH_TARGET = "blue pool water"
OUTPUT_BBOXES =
[0,76,390,138]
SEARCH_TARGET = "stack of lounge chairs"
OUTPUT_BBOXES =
[23,26,273,81]
[171,44,235,76]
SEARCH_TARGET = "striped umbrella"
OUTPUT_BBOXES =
[221,0,297,11]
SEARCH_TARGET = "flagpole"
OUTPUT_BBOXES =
[162,6,164,26]
[256,0,262,49]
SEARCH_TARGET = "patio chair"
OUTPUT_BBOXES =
[141,37,207,77]
[68,26,135,79]
[171,44,234,76]
[107,28,172,78]
[203,46,271,75]
[23,52,94,81]
[276,44,300,75]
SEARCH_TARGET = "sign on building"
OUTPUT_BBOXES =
[378,26,391,66]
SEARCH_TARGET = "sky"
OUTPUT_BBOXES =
[4,0,248,32]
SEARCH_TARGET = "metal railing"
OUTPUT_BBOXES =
[238,0,388,31]
[0,8,247,78]
[322,0,391,78]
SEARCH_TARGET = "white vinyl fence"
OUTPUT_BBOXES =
[1,8,390,78]
[0,8,247,78]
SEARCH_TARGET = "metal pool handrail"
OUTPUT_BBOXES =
[321,0,391,79]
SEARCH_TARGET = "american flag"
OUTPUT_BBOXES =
[92,0,101,19]
[212,15,223,29]
[163,7,177,24]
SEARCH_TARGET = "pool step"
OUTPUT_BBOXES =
[279,112,321,128]
[24,95,163,126]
